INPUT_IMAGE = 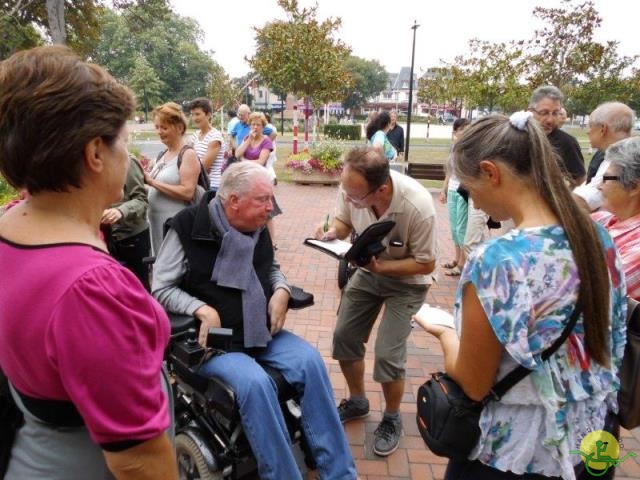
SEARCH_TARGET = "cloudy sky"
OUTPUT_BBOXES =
[170,0,638,78]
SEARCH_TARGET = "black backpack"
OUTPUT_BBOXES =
[156,145,210,192]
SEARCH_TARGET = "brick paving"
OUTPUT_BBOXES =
[273,181,639,480]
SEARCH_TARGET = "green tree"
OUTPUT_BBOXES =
[459,39,527,113]
[0,0,172,59]
[209,64,240,110]
[248,0,352,104]
[0,12,43,59]
[525,0,619,90]
[91,6,225,105]
[418,68,449,114]
[128,54,164,121]
[249,0,352,146]
[342,55,388,112]
[0,0,103,57]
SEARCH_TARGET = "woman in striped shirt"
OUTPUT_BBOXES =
[189,97,226,191]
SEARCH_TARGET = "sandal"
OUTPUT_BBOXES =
[444,266,461,276]
[441,260,458,269]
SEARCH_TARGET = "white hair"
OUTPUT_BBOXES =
[589,102,635,134]
[605,137,640,189]
[217,161,271,203]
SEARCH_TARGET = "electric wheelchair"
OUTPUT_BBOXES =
[165,286,316,480]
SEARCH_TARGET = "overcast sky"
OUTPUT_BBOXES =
[170,0,638,79]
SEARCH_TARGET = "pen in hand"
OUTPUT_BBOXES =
[323,214,330,233]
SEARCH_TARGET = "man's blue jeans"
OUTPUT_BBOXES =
[199,330,357,480]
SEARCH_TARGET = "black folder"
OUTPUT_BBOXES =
[304,220,396,267]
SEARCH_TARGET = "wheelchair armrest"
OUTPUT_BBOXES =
[168,285,313,337]
[287,286,314,310]
[169,312,196,336]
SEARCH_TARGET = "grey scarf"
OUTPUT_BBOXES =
[209,196,271,348]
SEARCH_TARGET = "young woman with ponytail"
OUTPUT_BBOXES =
[413,112,627,480]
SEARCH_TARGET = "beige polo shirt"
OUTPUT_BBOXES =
[335,170,437,285]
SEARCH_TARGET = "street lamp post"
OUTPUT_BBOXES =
[405,20,419,162]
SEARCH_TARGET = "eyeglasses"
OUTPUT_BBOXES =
[251,195,273,205]
[529,108,562,118]
[602,175,620,183]
[339,184,379,202]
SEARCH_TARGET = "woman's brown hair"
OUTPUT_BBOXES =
[453,114,611,366]
[0,46,136,194]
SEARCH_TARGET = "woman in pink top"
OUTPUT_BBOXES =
[235,111,273,166]
[235,112,282,247]
[0,46,176,479]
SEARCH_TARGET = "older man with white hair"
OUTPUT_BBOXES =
[574,101,635,211]
[152,162,357,480]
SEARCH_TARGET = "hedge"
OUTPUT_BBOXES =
[323,124,361,140]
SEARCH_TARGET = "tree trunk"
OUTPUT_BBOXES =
[46,0,66,44]
[304,96,310,150]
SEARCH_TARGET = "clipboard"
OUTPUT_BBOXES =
[304,220,396,266]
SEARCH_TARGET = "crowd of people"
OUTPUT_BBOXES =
[0,45,638,480]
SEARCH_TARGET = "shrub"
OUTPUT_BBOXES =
[0,176,17,204]
[286,139,345,176]
[323,124,361,140]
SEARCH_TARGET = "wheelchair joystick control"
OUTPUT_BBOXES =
[185,328,198,346]
[174,328,205,367]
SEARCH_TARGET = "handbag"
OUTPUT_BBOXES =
[416,305,581,460]
[618,298,640,429]
[174,146,210,204]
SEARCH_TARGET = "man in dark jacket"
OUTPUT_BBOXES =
[529,86,586,187]
[386,110,404,158]
[152,162,356,480]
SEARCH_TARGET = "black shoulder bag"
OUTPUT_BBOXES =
[618,298,640,429]
[416,305,581,460]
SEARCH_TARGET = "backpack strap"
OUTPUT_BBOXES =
[155,149,167,163]
[176,145,194,170]
[486,303,582,402]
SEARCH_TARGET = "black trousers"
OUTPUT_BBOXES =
[109,228,151,291]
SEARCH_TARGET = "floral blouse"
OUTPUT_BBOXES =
[454,224,627,480]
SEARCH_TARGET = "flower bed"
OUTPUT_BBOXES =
[285,140,345,180]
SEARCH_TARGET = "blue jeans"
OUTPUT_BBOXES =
[199,330,356,480]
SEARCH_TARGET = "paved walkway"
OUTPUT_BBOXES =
[273,181,639,480]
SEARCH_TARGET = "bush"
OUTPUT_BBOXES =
[323,124,361,140]
[286,139,345,175]
[0,176,17,204]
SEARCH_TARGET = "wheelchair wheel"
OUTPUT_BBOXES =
[175,433,221,480]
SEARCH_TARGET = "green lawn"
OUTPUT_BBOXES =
[273,128,596,189]
[0,124,599,205]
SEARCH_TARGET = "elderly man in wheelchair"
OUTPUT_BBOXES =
[152,161,357,480]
